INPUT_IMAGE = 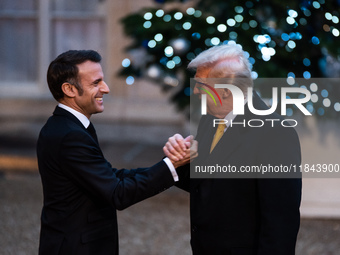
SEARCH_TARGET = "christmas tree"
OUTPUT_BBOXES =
[119,0,340,118]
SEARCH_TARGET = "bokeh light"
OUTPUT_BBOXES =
[312,1,321,9]
[206,16,216,24]
[148,40,156,48]
[321,89,329,97]
[311,36,320,45]
[227,19,236,27]
[186,8,195,15]
[217,24,227,32]
[249,20,257,28]
[235,6,244,13]
[183,22,192,30]
[317,108,325,116]
[163,14,171,22]
[154,33,163,42]
[192,32,201,40]
[288,9,298,18]
[194,10,202,17]
[143,21,152,28]
[303,71,311,79]
[311,94,318,103]
[303,58,311,66]
[164,46,174,57]
[174,12,183,20]
[122,58,131,68]
[325,12,332,20]
[310,83,318,92]
[332,28,340,37]
[323,98,331,107]
[126,76,135,85]
[211,37,221,45]
[287,76,295,85]
[155,9,164,17]
[166,60,175,69]
[287,40,296,49]
[144,12,153,20]
[334,102,340,112]
[251,71,258,79]
[235,15,244,23]
[286,17,295,25]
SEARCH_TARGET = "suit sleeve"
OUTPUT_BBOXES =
[59,130,175,210]
[256,126,302,255]
[175,164,190,192]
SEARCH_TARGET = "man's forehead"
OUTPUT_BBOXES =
[77,60,101,70]
[195,65,212,78]
[77,61,103,77]
[195,57,242,78]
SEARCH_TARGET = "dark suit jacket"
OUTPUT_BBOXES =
[37,106,175,255]
[177,92,302,255]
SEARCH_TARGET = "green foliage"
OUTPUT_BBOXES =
[119,0,340,117]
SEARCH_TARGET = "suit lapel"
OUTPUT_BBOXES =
[207,124,243,163]
[191,94,262,187]
[207,91,266,161]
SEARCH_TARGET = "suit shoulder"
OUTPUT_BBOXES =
[39,115,87,143]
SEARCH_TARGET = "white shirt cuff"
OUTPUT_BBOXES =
[163,157,179,182]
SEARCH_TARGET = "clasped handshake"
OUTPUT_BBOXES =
[163,134,198,168]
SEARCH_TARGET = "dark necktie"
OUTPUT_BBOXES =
[87,122,98,143]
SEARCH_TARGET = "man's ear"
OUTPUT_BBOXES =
[222,88,231,99]
[61,83,76,98]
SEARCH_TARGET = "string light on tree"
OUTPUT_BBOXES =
[169,38,191,55]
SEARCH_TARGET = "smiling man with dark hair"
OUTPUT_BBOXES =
[37,50,195,255]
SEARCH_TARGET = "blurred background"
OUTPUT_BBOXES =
[0,0,340,254]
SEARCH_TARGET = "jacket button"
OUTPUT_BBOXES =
[192,226,198,232]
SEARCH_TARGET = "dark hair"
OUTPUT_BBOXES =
[47,50,102,101]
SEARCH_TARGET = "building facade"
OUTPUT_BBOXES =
[0,0,187,143]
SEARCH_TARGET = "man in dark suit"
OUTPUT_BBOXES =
[37,50,195,255]
[164,44,302,255]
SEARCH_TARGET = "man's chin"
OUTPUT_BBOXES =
[92,108,104,115]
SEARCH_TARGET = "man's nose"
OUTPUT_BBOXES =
[101,81,110,94]
[193,84,200,95]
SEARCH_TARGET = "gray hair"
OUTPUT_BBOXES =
[188,44,253,94]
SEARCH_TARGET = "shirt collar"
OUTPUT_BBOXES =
[224,110,237,129]
[58,103,90,128]
[223,97,248,130]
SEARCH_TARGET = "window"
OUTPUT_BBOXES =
[0,0,107,97]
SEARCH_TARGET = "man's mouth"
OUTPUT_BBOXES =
[95,98,103,102]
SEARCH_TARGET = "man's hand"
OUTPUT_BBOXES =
[163,134,198,168]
